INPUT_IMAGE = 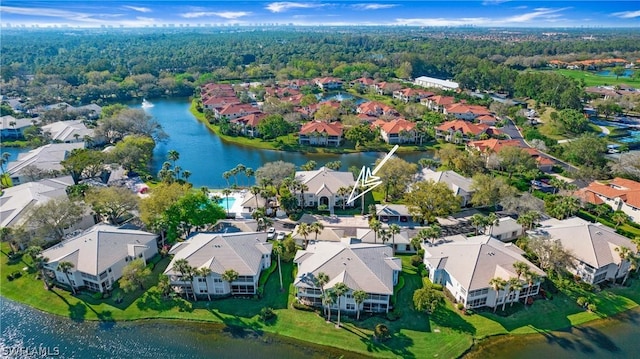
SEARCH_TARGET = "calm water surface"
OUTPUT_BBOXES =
[464,307,640,359]
[139,98,430,188]
[0,297,366,359]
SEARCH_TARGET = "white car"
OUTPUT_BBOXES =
[277,232,286,241]
[267,227,276,240]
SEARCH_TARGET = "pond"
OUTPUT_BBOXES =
[139,98,431,188]
[595,69,635,78]
[464,307,640,358]
[0,297,365,359]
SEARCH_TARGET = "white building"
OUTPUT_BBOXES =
[423,235,544,309]
[6,142,84,185]
[43,225,158,293]
[294,239,401,313]
[294,167,355,212]
[41,120,94,143]
[165,232,272,298]
[530,217,638,285]
[414,76,459,91]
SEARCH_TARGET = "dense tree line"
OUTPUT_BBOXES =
[2,28,639,107]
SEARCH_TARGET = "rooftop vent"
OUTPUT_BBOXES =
[595,231,603,235]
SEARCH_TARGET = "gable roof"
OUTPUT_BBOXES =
[377,118,416,135]
[423,235,544,291]
[299,121,343,136]
[445,103,491,116]
[294,241,400,295]
[231,113,267,127]
[41,120,94,142]
[577,178,640,209]
[43,224,157,276]
[427,95,456,106]
[0,176,74,228]
[0,115,35,130]
[357,101,396,116]
[165,232,271,277]
[533,217,637,269]
[295,167,354,195]
[436,120,488,136]
[419,169,474,194]
[7,142,85,176]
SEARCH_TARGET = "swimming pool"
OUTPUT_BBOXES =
[618,130,640,143]
[217,197,236,209]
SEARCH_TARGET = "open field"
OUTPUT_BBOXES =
[553,69,640,87]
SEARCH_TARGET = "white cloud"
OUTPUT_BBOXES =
[0,6,103,24]
[395,17,491,27]
[482,0,510,5]
[181,11,250,19]
[265,2,323,13]
[122,6,152,13]
[503,7,569,23]
[611,10,640,19]
[352,4,398,10]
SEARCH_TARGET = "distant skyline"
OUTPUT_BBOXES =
[1,1,639,28]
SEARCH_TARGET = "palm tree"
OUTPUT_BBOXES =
[25,246,50,290]
[250,185,261,210]
[410,236,422,252]
[273,241,284,291]
[389,224,401,251]
[298,183,309,209]
[612,212,629,229]
[508,278,523,307]
[353,290,367,320]
[244,167,255,186]
[470,214,488,235]
[379,228,391,245]
[173,258,196,300]
[423,225,442,244]
[315,272,330,316]
[323,289,336,322]
[167,150,180,168]
[222,171,232,187]
[332,282,349,328]
[369,219,382,244]
[310,222,324,242]
[486,212,499,236]
[234,164,246,187]
[58,261,76,295]
[0,152,10,174]
[221,269,239,295]
[523,271,540,306]
[337,186,352,211]
[296,222,312,248]
[615,246,634,285]
[512,261,530,281]
[182,170,192,182]
[197,267,213,301]
[489,277,507,313]
[222,188,232,216]
[517,211,540,231]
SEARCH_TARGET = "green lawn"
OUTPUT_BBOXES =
[3,244,640,358]
[553,69,640,87]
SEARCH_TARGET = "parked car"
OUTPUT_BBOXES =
[267,227,276,240]
[277,232,286,241]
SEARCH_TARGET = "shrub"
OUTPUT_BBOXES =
[576,296,588,307]
[259,307,276,322]
[374,324,391,342]
[6,274,14,281]
[587,304,597,312]
[456,303,464,311]
[431,283,443,291]
[386,309,402,321]
[292,301,315,312]
[11,271,21,279]
[410,255,423,267]
[92,292,104,300]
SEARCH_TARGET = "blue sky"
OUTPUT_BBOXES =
[1,1,639,28]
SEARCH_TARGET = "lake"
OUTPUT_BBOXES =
[463,307,640,358]
[140,98,431,188]
[0,297,366,359]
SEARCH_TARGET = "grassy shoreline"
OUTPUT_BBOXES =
[2,243,639,358]
[188,101,435,155]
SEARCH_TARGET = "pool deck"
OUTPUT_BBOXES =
[209,190,247,218]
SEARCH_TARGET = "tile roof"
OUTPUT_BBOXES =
[436,120,489,136]
[445,103,492,116]
[165,232,271,277]
[419,169,474,194]
[294,241,400,295]
[577,177,640,208]
[43,224,157,276]
[299,121,343,136]
[428,95,456,106]
[376,118,416,135]
[231,113,267,127]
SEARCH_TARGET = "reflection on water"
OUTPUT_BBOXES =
[144,98,431,188]
[464,307,640,358]
[0,297,367,359]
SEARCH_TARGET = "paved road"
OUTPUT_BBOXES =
[502,117,580,176]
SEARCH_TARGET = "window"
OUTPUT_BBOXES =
[213,278,222,283]
[511,231,518,237]
[198,278,206,283]
[346,303,355,311]
[138,253,143,258]
[593,272,607,284]
[467,297,487,308]
[108,268,112,273]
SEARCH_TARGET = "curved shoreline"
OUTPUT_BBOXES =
[187,100,435,155]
